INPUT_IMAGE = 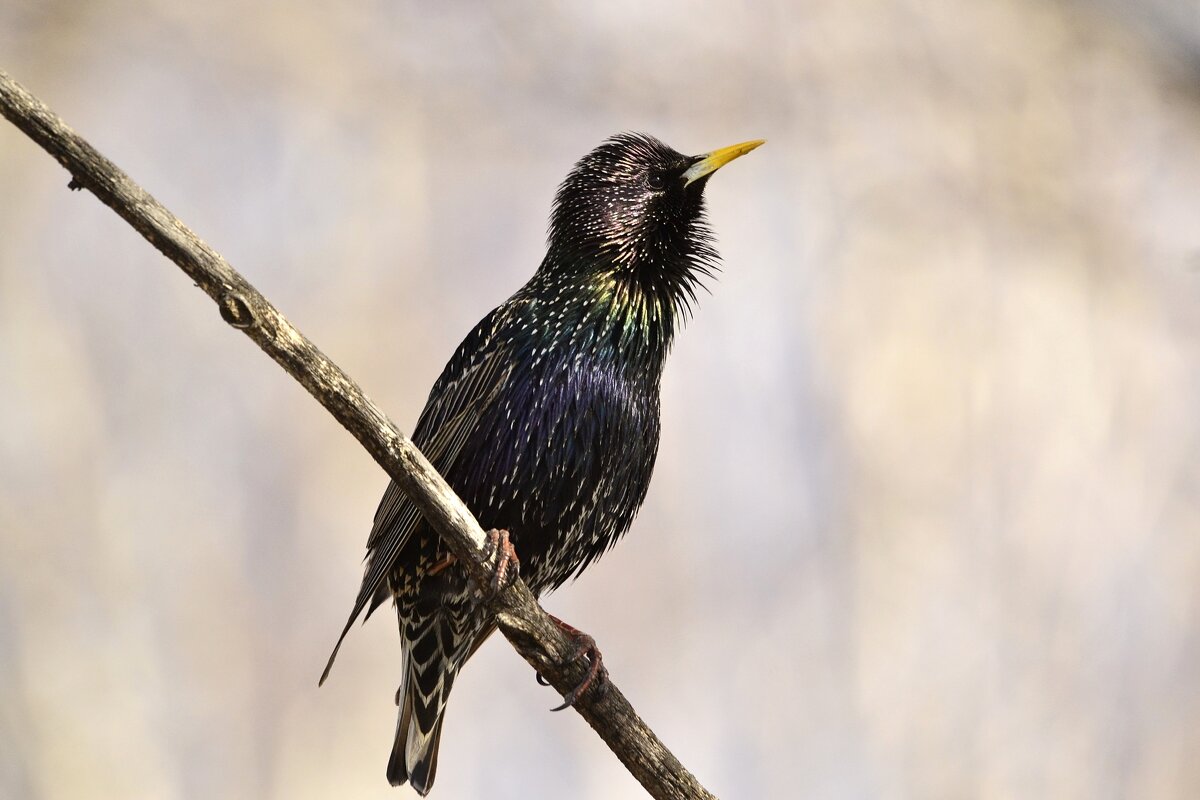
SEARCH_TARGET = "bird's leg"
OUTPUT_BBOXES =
[426,553,456,576]
[483,528,520,596]
[539,615,607,711]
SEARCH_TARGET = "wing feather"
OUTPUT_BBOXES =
[320,305,517,683]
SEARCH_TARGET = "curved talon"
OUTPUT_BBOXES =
[535,672,552,687]
[543,616,607,711]
[484,529,519,596]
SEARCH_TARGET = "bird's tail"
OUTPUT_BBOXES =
[388,616,495,795]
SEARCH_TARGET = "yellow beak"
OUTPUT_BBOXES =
[682,139,765,186]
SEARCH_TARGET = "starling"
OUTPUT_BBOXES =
[321,132,763,794]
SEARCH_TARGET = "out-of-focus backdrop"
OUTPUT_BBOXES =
[2,1,1199,798]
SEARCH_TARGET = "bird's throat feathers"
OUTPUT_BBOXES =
[521,244,714,370]
[585,268,682,356]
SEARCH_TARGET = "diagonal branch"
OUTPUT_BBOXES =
[0,70,717,800]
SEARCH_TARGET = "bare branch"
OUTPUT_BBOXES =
[0,70,717,800]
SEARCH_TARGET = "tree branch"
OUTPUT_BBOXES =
[0,70,716,800]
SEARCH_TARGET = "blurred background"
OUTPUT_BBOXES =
[2,1,1199,798]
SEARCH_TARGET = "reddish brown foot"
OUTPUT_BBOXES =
[484,528,519,596]
[539,615,607,711]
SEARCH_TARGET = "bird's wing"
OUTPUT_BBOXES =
[320,305,517,683]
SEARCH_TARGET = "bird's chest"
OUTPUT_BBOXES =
[458,352,660,579]
[496,355,658,498]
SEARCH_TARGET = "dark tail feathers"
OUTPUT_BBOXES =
[387,681,447,795]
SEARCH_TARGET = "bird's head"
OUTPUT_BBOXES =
[544,133,763,314]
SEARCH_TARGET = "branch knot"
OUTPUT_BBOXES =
[219,291,254,329]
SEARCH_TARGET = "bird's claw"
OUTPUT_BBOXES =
[541,616,607,711]
[483,528,519,597]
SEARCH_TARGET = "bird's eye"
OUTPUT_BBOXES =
[646,171,667,190]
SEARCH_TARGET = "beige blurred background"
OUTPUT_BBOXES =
[2,1,1199,798]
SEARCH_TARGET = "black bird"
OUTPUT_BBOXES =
[321,132,763,794]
